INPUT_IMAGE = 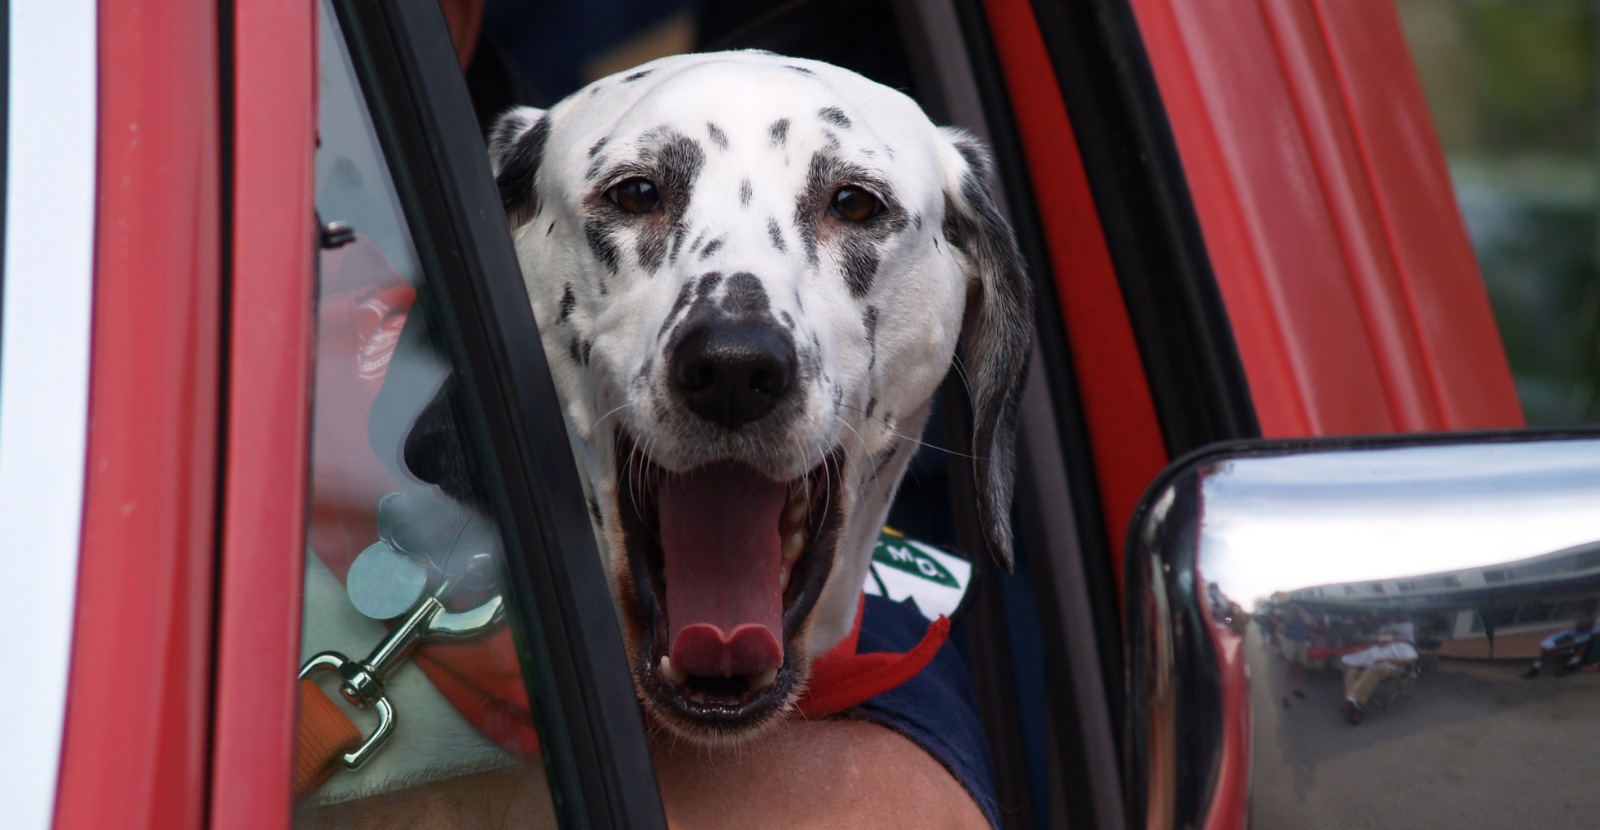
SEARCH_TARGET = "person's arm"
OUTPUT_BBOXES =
[293,718,991,830]
[653,718,991,830]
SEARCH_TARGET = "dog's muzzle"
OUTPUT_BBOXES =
[614,315,844,733]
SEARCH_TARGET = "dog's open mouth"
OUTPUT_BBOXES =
[616,434,844,729]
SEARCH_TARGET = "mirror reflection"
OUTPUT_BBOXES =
[1132,437,1600,830]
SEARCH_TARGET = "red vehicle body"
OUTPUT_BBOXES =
[6,1,1522,829]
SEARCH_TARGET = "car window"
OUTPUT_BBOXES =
[1398,0,1600,425]
[291,1,557,822]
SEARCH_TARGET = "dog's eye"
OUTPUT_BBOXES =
[607,178,661,213]
[830,186,881,222]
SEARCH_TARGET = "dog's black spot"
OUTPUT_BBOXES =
[864,306,879,370]
[842,237,881,297]
[864,396,877,419]
[558,283,576,323]
[569,338,582,363]
[586,155,606,182]
[708,122,729,150]
[689,230,707,253]
[700,236,724,261]
[933,235,940,252]
[779,311,794,329]
[740,179,753,209]
[624,69,654,82]
[720,272,770,316]
[670,222,689,264]
[767,217,786,253]
[589,85,602,96]
[495,114,550,227]
[787,65,815,75]
[585,217,623,273]
[913,214,922,231]
[872,444,898,477]
[832,387,844,411]
[884,145,895,160]
[659,279,698,339]
[697,270,723,297]
[588,136,608,158]
[587,496,603,524]
[769,118,790,148]
[794,290,804,312]
[637,356,654,382]
[822,130,841,152]
[581,339,594,366]
[795,155,827,263]
[862,148,875,158]
[819,106,851,129]
[637,229,669,274]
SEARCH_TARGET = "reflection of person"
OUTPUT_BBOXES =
[1337,628,1417,725]
[1523,616,1599,679]
[1281,604,1312,707]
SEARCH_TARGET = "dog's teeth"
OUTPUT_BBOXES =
[782,530,806,562]
[778,569,789,590]
[689,692,709,704]
[784,487,808,525]
[751,667,779,690]
[661,655,688,685]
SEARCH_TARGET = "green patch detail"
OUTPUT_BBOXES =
[873,529,959,588]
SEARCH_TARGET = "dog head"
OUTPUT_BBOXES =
[490,51,1031,744]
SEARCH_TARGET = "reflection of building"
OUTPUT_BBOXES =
[1285,540,1600,659]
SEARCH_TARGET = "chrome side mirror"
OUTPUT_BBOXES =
[1125,433,1600,830]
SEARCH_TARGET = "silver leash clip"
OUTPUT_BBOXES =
[299,545,504,770]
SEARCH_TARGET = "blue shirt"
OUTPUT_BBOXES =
[850,594,998,829]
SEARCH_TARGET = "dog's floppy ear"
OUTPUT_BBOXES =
[488,106,550,228]
[938,127,1034,572]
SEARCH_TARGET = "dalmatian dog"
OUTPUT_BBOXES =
[489,50,1032,744]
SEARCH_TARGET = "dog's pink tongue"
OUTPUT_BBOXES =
[659,462,786,678]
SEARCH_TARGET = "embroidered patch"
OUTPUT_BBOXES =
[862,527,973,621]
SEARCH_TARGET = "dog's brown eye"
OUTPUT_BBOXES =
[830,186,881,222]
[608,178,660,213]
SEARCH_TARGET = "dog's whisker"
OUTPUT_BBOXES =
[586,401,635,440]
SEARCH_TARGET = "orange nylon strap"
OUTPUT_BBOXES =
[293,677,363,800]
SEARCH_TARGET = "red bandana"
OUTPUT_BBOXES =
[797,593,951,718]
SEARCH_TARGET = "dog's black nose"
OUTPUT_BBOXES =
[671,321,796,430]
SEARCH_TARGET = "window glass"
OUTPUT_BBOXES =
[292,2,557,824]
[1398,0,1600,425]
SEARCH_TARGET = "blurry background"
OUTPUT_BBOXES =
[1398,0,1600,426]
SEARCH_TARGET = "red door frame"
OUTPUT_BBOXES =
[1129,0,1523,437]
[54,1,223,828]
[208,0,319,826]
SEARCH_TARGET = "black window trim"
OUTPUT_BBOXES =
[326,1,668,827]
[1028,0,1261,457]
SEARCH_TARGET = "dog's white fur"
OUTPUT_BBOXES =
[490,50,1031,740]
